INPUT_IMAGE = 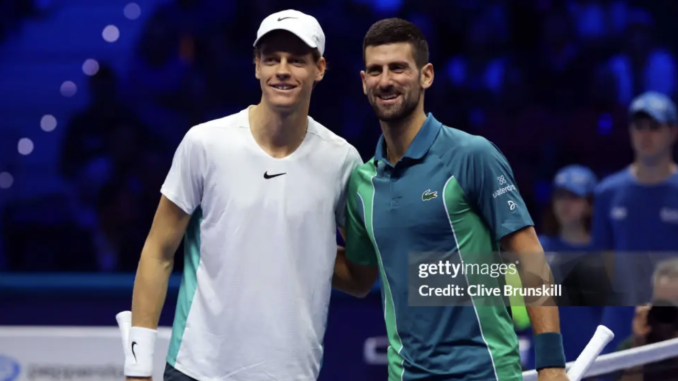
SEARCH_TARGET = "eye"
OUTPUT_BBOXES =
[367,67,381,76]
[390,64,406,73]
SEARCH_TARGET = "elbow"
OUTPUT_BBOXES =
[140,239,175,268]
[353,286,372,298]
[353,277,378,298]
[335,282,374,298]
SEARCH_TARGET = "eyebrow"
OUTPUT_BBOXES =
[366,61,411,70]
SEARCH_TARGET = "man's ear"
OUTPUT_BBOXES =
[315,57,327,83]
[420,63,434,90]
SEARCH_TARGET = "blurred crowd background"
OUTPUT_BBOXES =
[1,0,678,378]
[3,0,678,273]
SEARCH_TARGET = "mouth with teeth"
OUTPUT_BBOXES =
[271,84,297,91]
[376,92,401,104]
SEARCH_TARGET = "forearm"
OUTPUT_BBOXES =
[131,247,174,329]
[527,305,560,334]
[516,247,560,333]
[332,247,377,298]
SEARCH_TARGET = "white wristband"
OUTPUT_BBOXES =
[124,327,158,378]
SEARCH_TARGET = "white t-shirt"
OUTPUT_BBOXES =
[161,107,363,381]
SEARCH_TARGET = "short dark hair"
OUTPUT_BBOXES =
[363,18,429,68]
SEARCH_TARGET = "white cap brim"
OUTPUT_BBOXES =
[253,25,319,52]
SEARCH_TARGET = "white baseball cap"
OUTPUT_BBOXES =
[253,9,326,56]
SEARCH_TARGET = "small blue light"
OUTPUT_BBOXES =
[598,113,613,135]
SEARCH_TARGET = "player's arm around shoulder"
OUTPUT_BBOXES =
[333,151,379,298]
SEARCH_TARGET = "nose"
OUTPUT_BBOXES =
[377,69,393,89]
[276,59,291,80]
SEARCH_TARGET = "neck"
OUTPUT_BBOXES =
[631,154,677,184]
[381,107,428,164]
[559,224,590,245]
[249,101,308,157]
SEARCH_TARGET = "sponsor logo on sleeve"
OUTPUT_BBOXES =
[492,175,516,198]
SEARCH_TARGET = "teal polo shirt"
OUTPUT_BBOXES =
[345,114,534,381]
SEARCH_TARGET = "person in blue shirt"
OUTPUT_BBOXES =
[591,91,678,354]
[528,165,605,367]
[334,17,569,381]
[540,165,598,253]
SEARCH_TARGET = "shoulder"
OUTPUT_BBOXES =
[307,117,356,152]
[307,117,363,167]
[435,126,505,163]
[184,109,249,146]
[348,160,377,188]
[594,168,632,197]
[434,126,497,157]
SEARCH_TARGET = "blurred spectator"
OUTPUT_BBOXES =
[59,63,144,180]
[0,0,39,42]
[94,181,147,272]
[592,91,678,353]
[59,63,160,256]
[615,258,678,381]
[563,66,631,175]
[528,6,589,110]
[606,8,677,105]
[124,0,218,146]
[445,15,506,110]
[540,165,598,252]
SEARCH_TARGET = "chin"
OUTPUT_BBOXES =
[266,96,299,109]
[374,107,408,122]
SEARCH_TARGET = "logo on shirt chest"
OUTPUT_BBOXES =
[422,189,438,201]
[610,206,678,223]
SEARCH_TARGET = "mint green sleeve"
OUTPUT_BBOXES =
[344,171,379,267]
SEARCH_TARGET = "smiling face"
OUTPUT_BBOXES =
[361,42,433,122]
[360,18,434,124]
[254,31,326,113]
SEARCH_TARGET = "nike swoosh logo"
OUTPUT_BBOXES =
[131,341,137,361]
[264,172,286,179]
[277,17,296,21]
